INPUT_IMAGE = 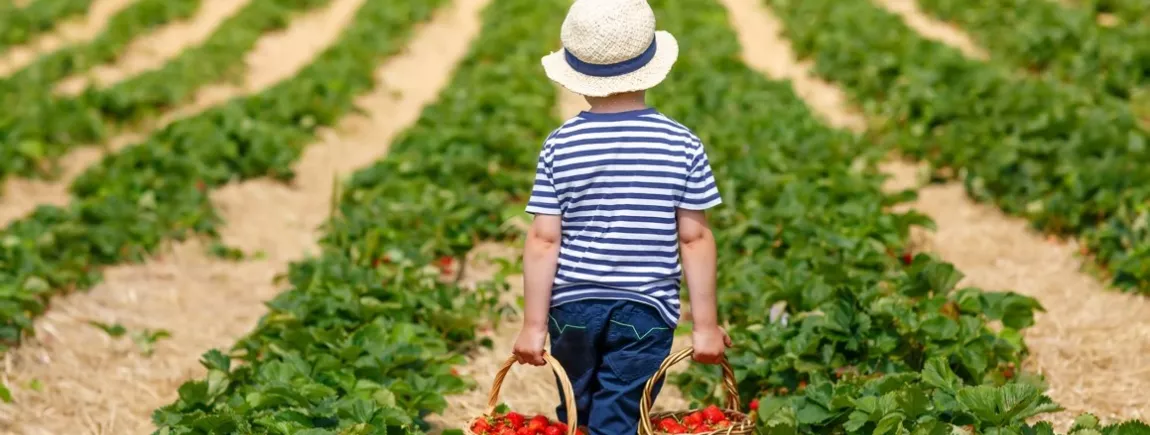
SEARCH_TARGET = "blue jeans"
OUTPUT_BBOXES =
[548,300,675,435]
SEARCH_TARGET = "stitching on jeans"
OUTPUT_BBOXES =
[610,320,669,340]
[550,315,586,334]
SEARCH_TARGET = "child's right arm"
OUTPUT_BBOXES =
[677,207,731,364]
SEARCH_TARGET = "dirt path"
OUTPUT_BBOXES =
[0,0,137,77]
[0,0,361,228]
[53,0,250,95]
[0,0,485,433]
[722,0,1150,428]
[869,0,987,60]
[425,84,694,434]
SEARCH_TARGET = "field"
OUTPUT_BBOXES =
[0,0,1148,433]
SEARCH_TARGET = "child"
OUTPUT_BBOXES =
[512,0,730,433]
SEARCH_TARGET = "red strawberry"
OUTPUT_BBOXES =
[506,412,525,428]
[437,256,454,267]
[658,417,680,432]
[749,399,759,411]
[901,252,913,265]
[471,418,492,433]
[702,405,726,424]
[682,412,704,427]
[515,428,533,435]
[544,426,563,435]
[527,415,549,431]
[554,422,568,433]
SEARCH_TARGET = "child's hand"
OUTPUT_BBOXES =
[692,325,732,365]
[512,326,548,366]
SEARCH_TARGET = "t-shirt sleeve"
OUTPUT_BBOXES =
[525,143,561,215]
[678,140,723,210]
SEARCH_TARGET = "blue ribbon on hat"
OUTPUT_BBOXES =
[564,38,657,77]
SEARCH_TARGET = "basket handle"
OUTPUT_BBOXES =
[637,347,742,434]
[485,354,579,435]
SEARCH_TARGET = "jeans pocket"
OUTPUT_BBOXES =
[603,303,673,384]
[604,349,665,384]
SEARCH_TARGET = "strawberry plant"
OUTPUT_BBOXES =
[767,0,1150,293]
[151,0,567,432]
[0,0,443,351]
[915,0,1150,101]
[0,0,92,54]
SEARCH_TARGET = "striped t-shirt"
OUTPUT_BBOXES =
[525,108,722,327]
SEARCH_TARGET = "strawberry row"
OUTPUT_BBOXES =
[0,0,92,54]
[915,0,1150,101]
[0,0,441,351]
[0,0,333,184]
[654,0,1147,432]
[0,0,202,180]
[766,0,1150,293]
[151,0,566,431]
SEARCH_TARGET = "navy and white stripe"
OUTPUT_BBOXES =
[526,108,722,327]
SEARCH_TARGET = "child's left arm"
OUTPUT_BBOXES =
[513,214,562,366]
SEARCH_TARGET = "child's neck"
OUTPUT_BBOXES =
[585,91,647,114]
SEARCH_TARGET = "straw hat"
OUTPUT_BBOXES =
[542,0,679,97]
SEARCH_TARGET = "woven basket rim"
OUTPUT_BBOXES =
[638,348,758,435]
[462,354,579,435]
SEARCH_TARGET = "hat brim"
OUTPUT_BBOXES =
[541,31,679,98]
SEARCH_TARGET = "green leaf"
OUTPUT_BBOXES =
[875,412,907,435]
[957,385,1002,424]
[201,349,231,372]
[922,358,962,394]
[896,386,931,418]
[796,402,837,425]
[924,262,964,295]
[920,315,959,341]
[1072,413,1100,431]
[87,321,128,338]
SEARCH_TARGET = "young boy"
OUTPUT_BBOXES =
[512,0,730,433]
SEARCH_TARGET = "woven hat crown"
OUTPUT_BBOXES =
[561,0,656,66]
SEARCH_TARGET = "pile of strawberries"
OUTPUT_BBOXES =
[650,404,737,434]
[469,412,584,435]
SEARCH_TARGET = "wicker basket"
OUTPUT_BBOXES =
[638,348,755,435]
[463,354,580,435]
